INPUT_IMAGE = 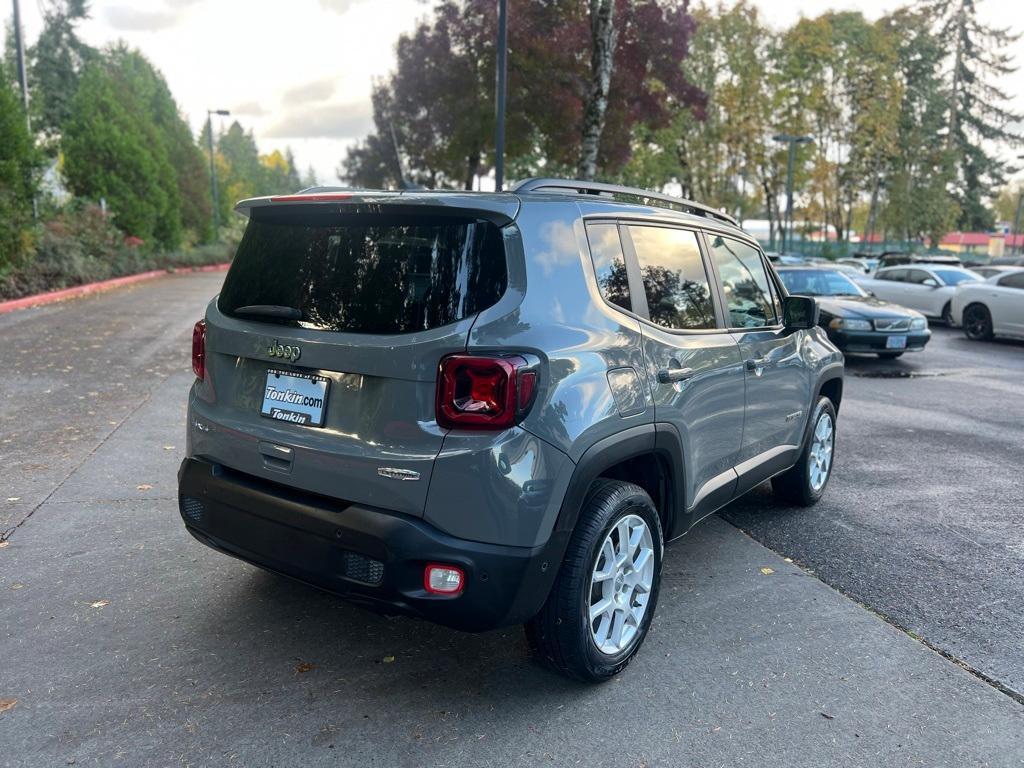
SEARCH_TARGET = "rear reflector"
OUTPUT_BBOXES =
[192,320,207,379]
[424,563,465,595]
[435,354,536,430]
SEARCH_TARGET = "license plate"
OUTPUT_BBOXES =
[261,369,330,427]
[886,335,908,349]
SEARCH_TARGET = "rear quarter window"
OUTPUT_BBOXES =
[219,211,507,335]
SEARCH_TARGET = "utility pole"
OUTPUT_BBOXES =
[1013,189,1023,257]
[494,0,508,192]
[772,133,813,253]
[12,0,37,219]
[206,109,230,241]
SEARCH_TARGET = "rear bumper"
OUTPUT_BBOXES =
[827,329,930,353]
[177,458,563,631]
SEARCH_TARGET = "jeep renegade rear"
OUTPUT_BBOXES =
[178,180,844,681]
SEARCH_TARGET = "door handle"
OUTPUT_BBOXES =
[657,366,695,384]
[745,357,769,372]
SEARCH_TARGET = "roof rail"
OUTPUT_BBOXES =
[512,177,739,228]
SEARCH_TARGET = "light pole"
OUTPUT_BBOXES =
[494,0,508,192]
[773,133,813,253]
[12,0,37,219]
[207,109,230,240]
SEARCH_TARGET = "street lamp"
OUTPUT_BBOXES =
[773,133,814,253]
[207,109,230,240]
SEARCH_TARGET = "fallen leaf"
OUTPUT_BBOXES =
[760,567,774,576]
[295,662,315,674]
[11,583,25,590]
[90,600,110,609]
[163,445,175,451]
[0,698,16,714]
[382,655,396,664]
[136,484,153,491]
[820,712,834,720]
[6,497,19,502]
[783,557,793,563]
[0,542,9,549]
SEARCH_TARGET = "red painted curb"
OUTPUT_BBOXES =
[0,262,231,316]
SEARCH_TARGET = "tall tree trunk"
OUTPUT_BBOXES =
[464,150,480,191]
[578,0,617,181]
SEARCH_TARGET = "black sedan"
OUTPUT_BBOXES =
[777,267,931,358]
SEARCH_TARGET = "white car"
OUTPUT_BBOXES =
[859,265,982,324]
[950,268,1024,341]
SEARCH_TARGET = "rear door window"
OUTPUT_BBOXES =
[707,234,779,328]
[625,225,717,330]
[585,222,632,312]
[219,211,507,335]
[999,272,1024,289]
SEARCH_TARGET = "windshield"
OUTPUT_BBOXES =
[778,269,867,297]
[932,268,980,286]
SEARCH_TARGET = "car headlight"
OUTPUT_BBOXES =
[829,317,872,331]
[910,317,927,330]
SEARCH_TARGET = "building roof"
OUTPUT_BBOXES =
[939,232,992,246]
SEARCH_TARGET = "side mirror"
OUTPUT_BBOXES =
[923,278,939,287]
[783,295,819,330]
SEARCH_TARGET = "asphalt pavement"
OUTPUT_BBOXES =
[1,273,1023,767]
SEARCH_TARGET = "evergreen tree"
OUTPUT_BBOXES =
[27,0,94,147]
[107,46,211,241]
[62,57,181,247]
[0,62,42,276]
[923,0,1022,230]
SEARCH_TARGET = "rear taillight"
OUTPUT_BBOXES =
[192,320,207,379]
[436,354,537,430]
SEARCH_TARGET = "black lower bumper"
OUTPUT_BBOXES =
[177,458,564,631]
[828,329,931,354]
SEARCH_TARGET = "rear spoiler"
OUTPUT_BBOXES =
[234,189,521,227]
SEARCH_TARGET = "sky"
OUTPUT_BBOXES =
[4,0,1024,186]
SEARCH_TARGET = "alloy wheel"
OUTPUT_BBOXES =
[808,411,834,492]
[588,514,655,655]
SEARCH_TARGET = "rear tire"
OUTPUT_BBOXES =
[877,352,903,359]
[525,479,663,682]
[963,303,993,341]
[771,397,837,507]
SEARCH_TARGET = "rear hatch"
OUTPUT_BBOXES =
[193,195,517,515]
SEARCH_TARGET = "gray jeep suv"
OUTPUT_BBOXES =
[178,178,844,681]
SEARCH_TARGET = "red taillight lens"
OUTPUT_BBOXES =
[436,354,535,430]
[192,320,207,379]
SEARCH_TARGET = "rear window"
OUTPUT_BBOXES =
[219,212,507,334]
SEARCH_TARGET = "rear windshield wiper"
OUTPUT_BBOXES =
[233,304,303,321]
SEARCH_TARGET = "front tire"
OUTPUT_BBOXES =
[525,479,663,682]
[771,396,837,506]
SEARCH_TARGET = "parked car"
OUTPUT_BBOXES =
[950,268,1024,341]
[988,255,1024,267]
[876,252,963,270]
[777,267,929,358]
[970,265,1019,279]
[177,179,844,682]
[859,265,982,324]
[837,258,872,273]
[765,251,808,265]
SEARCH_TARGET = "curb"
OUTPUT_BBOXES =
[0,263,231,316]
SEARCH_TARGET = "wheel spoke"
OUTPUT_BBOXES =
[590,597,613,621]
[630,547,652,576]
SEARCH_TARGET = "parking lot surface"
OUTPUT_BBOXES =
[2,273,1022,767]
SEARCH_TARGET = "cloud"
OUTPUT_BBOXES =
[104,5,180,31]
[231,101,270,117]
[265,101,374,139]
[319,0,363,14]
[282,77,338,107]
